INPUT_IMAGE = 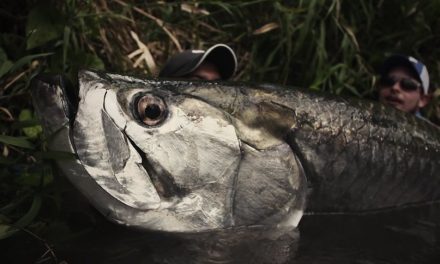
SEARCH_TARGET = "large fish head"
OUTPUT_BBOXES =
[32,70,306,233]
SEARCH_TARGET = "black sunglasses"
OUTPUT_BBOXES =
[379,76,421,92]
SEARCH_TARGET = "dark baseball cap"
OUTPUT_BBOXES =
[159,44,237,80]
[379,54,430,95]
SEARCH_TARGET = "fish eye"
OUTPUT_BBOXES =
[136,94,168,126]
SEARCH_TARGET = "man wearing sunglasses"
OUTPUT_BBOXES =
[377,55,431,116]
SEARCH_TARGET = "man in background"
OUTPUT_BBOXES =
[377,54,431,118]
[159,43,237,81]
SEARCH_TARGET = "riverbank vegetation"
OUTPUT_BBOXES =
[1,1,439,262]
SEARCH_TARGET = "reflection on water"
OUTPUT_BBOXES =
[2,195,440,263]
[295,204,440,264]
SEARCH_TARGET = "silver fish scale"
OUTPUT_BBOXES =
[281,90,440,213]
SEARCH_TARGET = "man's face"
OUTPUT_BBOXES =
[187,62,221,81]
[378,66,428,113]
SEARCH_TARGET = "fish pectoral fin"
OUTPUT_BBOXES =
[233,143,307,227]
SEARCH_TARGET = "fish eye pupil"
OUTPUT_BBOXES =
[136,94,167,126]
[145,104,162,119]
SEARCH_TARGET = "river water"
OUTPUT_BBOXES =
[2,192,439,263]
[295,204,440,264]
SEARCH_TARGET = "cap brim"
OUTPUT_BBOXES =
[158,51,205,78]
[159,44,237,80]
[194,44,237,80]
[380,55,421,82]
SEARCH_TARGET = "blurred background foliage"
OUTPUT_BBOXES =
[1,0,440,262]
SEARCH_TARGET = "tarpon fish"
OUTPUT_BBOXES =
[31,70,440,263]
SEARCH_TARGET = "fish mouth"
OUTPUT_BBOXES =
[32,73,79,126]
